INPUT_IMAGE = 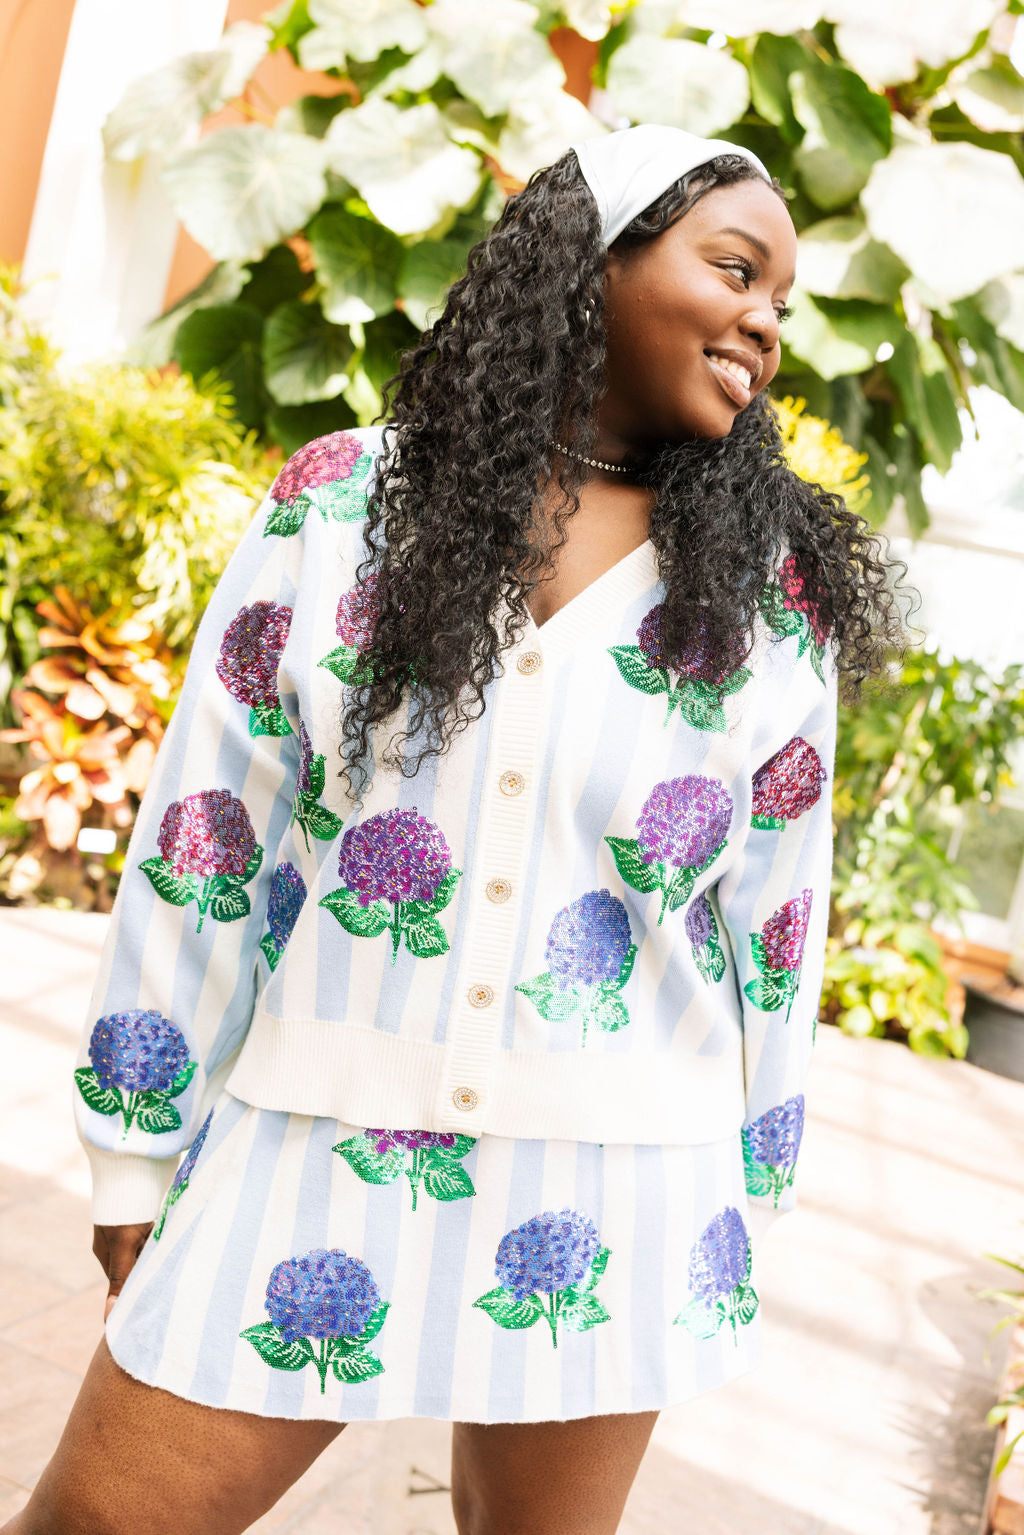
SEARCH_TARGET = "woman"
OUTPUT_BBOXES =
[9,125,908,1535]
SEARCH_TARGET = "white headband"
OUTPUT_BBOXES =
[568,124,773,249]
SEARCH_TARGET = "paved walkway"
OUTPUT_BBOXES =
[2,904,1023,1533]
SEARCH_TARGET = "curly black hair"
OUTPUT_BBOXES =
[340,149,913,790]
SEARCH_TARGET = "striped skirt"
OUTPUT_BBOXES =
[104,1091,771,1423]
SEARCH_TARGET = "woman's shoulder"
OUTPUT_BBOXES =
[260,424,389,542]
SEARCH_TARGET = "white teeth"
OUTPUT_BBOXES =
[707,352,753,388]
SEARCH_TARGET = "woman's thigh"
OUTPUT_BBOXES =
[450,1410,658,1535]
[4,1338,344,1535]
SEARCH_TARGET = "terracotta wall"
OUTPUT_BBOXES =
[0,0,76,267]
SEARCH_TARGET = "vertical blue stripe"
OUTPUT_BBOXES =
[485,1137,547,1421]
[560,1141,604,1417]
[411,1139,482,1415]
[631,1143,667,1410]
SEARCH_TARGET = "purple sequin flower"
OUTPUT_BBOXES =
[265,1248,380,1344]
[751,737,825,821]
[266,862,307,952]
[335,575,379,650]
[296,720,315,796]
[762,889,813,972]
[688,1206,750,1302]
[88,1010,189,1094]
[685,892,715,949]
[157,789,256,879]
[215,601,292,707]
[271,432,364,506]
[779,554,830,646]
[171,1108,214,1194]
[746,1096,805,1167]
[337,807,452,908]
[636,776,733,869]
[544,889,632,991]
[494,1209,600,1304]
[637,603,745,686]
[365,1129,458,1155]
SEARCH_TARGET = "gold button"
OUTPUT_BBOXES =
[499,770,525,796]
[468,984,494,1008]
[452,1086,478,1111]
[517,651,542,675]
[486,877,512,903]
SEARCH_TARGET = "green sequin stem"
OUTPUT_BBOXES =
[407,1147,422,1211]
[546,1291,560,1350]
[195,875,216,934]
[389,901,404,965]
[291,806,312,856]
[316,1337,328,1394]
[119,1088,136,1138]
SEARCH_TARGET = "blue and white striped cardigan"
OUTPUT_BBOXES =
[76,424,838,1232]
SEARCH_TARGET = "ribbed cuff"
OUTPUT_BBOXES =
[86,1146,179,1225]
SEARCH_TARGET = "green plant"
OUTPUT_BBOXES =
[977,1245,1024,1477]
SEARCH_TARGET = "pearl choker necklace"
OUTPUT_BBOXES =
[552,440,633,475]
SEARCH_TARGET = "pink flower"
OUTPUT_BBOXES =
[215,602,292,707]
[751,737,826,821]
[335,575,379,650]
[778,555,830,647]
[761,889,813,972]
[636,603,746,687]
[157,789,256,879]
[271,432,364,506]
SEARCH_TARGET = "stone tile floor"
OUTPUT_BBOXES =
[2,904,1023,1533]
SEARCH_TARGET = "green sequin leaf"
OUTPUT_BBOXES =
[333,1135,404,1185]
[260,931,281,970]
[403,913,450,959]
[74,1067,121,1117]
[719,664,752,697]
[138,857,200,907]
[587,1246,611,1290]
[743,971,790,1011]
[319,887,390,938]
[473,1287,545,1330]
[759,582,804,638]
[735,1281,760,1324]
[306,752,327,800]
[809,641,825,684]
[695,938,726,984]
[166,1059,197,1099]
[209,884,251,924]
[356,1301,389,1343]
[559,1292,611,1334]
[263,498,309,538]
[331,1346,384,1383]
[676,681,727,734]
[240,1321,310,1370]
[241,844,264,885]
[604,836,662,895]
[249,701,293,737]
[750,933,770,974]
[515,971,584,1021]
[751,813,786,830]
[422,1158,475,1202]
[429,1133,476,1162]
[134,1098,182,1135]
[615,942,638,989]
[674,1295,725,1339]
[429,868,462,914]
[317,644,360,684]
[608,645,669,696]
[303,800,344,841]
[585,991,630,1034]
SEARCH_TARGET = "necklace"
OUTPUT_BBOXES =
[552,440,632,475]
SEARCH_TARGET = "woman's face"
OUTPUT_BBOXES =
[600,177,798,446]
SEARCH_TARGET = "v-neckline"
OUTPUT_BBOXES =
[523,537,659,644]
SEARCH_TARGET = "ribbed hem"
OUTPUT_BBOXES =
[86,1146,179,1225]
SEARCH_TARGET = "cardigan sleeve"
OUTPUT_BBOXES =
[716,640,839,1255]
[74,488,306,1226]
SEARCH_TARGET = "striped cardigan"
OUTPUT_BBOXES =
[76,424,838,1228]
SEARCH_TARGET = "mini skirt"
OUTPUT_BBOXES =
[104,1091,770,1424]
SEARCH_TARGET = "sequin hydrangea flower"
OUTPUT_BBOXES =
[290,720,343,854]
[684,891,726,984]
[334,1127,477,1211]
[241,1247,389,1392]
[153,1108,214,1240]
[265,432,375,537]
[606,775,732,925]
[474,1209,611,1349]
[259,862,308,971]
[745,889,813,1020]
[675,1205,758,1342]
[751,737,826,829]
[319,576,380,686]
[516,890,637,1045]
[759,555,831,684]
[75,1010,196,1139]
[742,1095,805,1206]
[608,602,752,731]
[140,788,263,934]
[320,806,462,965]
[215,601,294,737]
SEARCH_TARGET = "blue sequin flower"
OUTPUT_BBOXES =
[171,1108,214,1196]
[266,862,307,953]
[265,1248,380,1345]
[545,889,631,991]
[746,1096,805,1168]
[89,1010,188,1094]
[495,1209,600,1304]
[684,892,714,949]
[688,1206,751,1303]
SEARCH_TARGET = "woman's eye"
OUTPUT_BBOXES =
[776,305,794,324]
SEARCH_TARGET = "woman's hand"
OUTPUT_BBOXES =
[93,1223,153,1320]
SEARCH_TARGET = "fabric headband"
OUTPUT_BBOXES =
[567,124,772,249]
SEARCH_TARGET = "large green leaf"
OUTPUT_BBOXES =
[267,398,358,457]
[398,239,471,332]
[747,32,814,145]
[605,36,750,136]
[323,99,482,237]
[173,303,266,429]
[796,215,908,304]
[781,288,896,380]
[103,21,270,161]
[263,300,353,406]
[310,207,403,324]
[887,333,962,476]
[954,56,1024,133]
[240,245,312,316]
[951,298,1024,417]
[790,59,890,211]
[358,311,422,395]
[275,93,351,141]
[298,0,429,71]
[861,141,1024,304]
[494,88,606,184]
[162,125,328,263]
[131,260,248,368]
[426,7,564,119]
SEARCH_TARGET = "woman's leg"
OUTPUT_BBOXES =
[4,1338,345,1535]
[450,1410,658,1535]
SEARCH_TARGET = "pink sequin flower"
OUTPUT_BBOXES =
[778,555,830,646]
[636,776,733,869]
[761,889,813,972]
[637,603,745,687]
[157,789,256,879]
[751,737,825,820]
[215,601,292,707]
[335,575,379,650]
[271,432,364,506]
[364,1129,458,1155]
[337,807,452,907]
